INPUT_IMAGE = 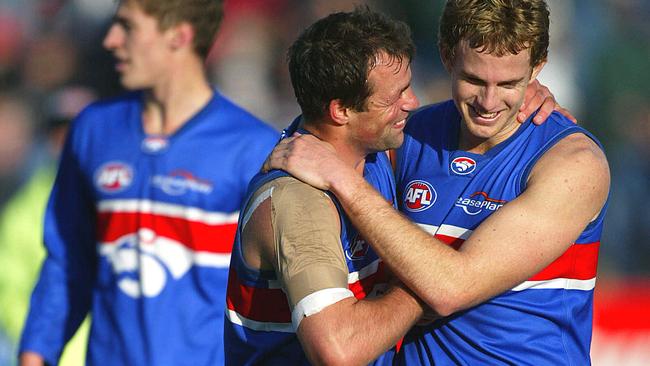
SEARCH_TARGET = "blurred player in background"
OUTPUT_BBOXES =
[267,0,609,364]
[19,1,278,365]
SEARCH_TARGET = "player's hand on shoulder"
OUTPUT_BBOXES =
[519,79,577,125]
[263,133,350,191]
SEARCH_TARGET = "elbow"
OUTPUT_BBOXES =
[315,352,356,366]
[430,302,462,318]
[422,287,473,317]
[304,342,354,366]
[424,299,458,318]
[302,334,360,366]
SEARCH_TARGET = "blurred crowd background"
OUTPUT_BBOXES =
[0,0,647,365]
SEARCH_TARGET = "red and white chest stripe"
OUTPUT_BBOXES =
[226,258,387,332]
[97,199,239,268]
[417,223,599,291]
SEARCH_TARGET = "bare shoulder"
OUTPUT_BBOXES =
[533,133,609,180]
[529,132,610,216]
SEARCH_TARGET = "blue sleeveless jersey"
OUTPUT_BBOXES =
[224,146,397,365]
[393,101,607,365]
[19,90,279,366]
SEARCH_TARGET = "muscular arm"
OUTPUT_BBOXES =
[244,177,423,366]
[267,133,609,316]
[298,284,422,366]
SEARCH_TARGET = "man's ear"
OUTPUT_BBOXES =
[328,99,351,126]
[168,22,194,51]
[529,60,547,83]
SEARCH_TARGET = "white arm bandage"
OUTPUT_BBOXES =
[291,287,354,331]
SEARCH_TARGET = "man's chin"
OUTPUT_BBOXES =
[382,134,405,151]
[118,74,147,90]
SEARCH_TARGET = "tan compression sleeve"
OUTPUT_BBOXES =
[270,176,350,308]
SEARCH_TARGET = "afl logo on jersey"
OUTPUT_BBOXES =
[403,180,437,212]
[95,161,133,193]
[450,157,477,175]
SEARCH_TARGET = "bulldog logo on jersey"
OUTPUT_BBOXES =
[141,136,169,154]
[95,162,133,193]
[99,228,193,298]
[403,180,437,212]
[346,234,370,261]
[450,157,477,175]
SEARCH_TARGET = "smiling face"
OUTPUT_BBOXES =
[446,41,544,153]
[102,1,173,90]
[347,52,420,154]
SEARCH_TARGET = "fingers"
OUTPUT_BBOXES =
[520,79,559,124]
[262,136,296,172]
[518,89,545,123]
[556,106,578,124]
[532,95,556,125]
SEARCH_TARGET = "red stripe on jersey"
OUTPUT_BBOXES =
[97,212,237,254]
[433,231,598,281]
[226,267,292,323]
[434,233,464,250]
[529,242,600,281]
[349,261,388,299]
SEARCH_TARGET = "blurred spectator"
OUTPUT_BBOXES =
[600,97,650,275]
[0,9,26,87]
[0,92,36,207]
[21,33,79,97]
[575,0,650,276]
[208,0,380,129]
[0,86,96,366]
[537,0,579,113]
[208,0,289,128]
[579,0,650,149]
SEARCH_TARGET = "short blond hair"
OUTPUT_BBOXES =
[438,0,549,67]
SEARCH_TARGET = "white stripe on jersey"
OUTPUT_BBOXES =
[225,309,293,333]
[512,277,596,292]
[241,187,274,230]
[347,258,381,284]
[99,233,233,273]
[194,252,232,268]
[97,199,239,225]
[417,222,473,240]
